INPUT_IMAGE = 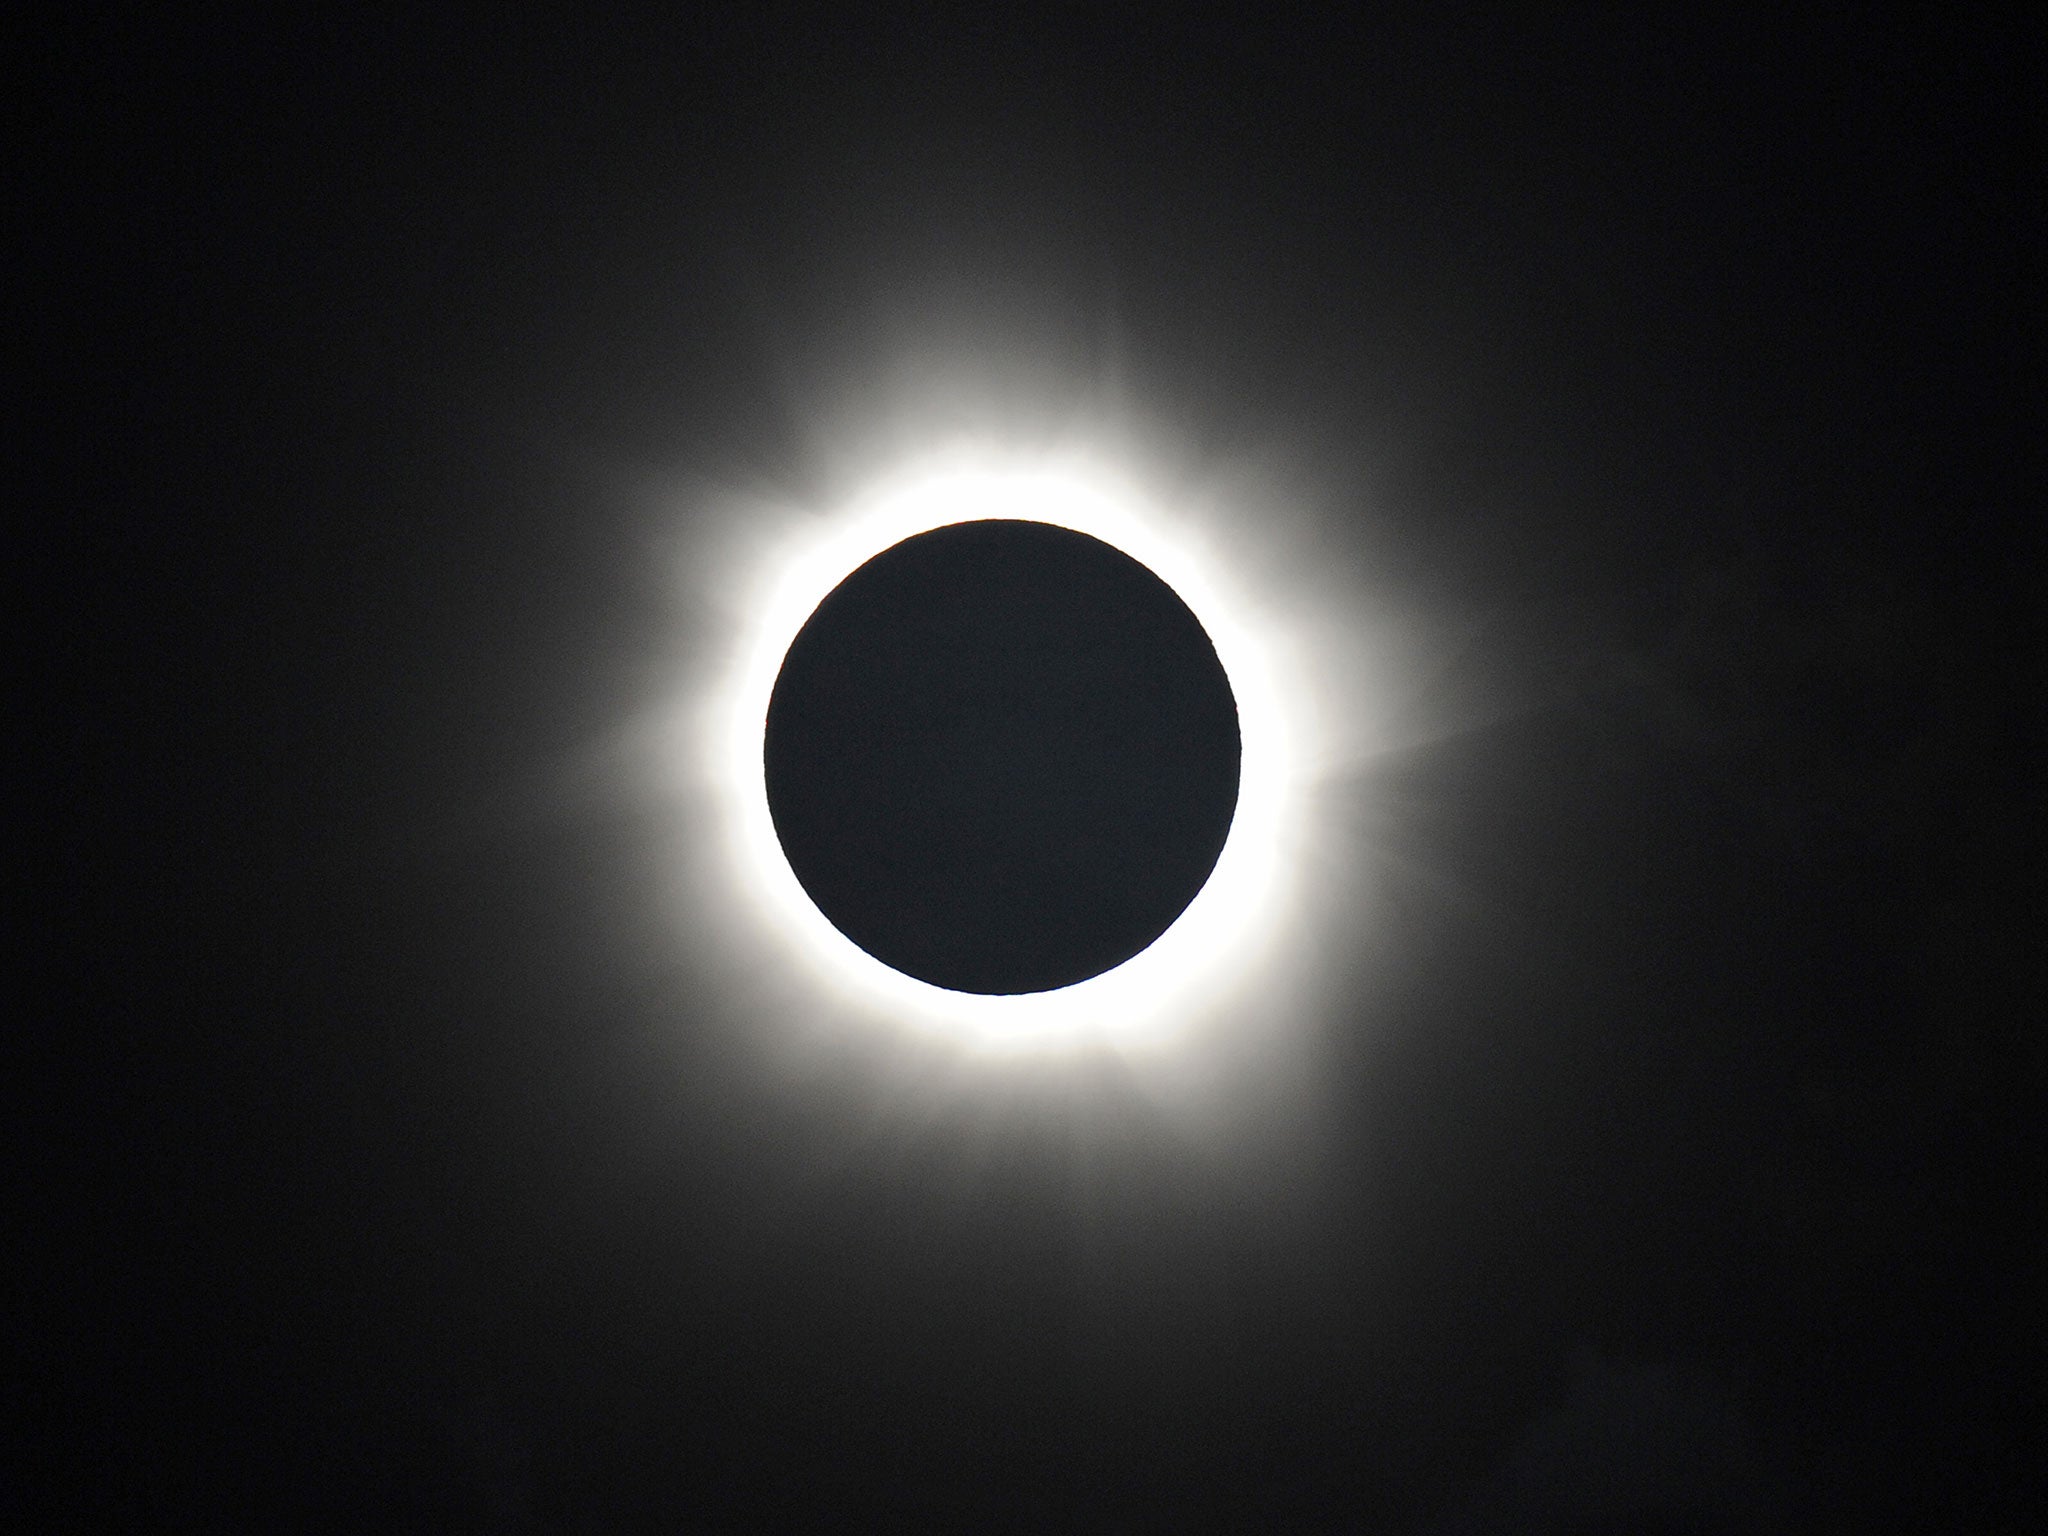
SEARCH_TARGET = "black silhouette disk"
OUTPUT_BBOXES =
[764,519,1241,994]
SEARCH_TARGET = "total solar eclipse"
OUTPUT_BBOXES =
[763,519,1241,995]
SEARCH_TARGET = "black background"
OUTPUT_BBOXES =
[27,9,2041,1529]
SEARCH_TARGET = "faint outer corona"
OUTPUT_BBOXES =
[763,519,1241,995]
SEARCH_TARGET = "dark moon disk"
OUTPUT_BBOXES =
[764,519,1241,995]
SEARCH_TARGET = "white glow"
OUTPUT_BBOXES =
[686,448,1334,1056]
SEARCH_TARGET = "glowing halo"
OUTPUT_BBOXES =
[693,448,1328,1056]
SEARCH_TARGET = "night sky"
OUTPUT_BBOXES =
[31,11,2041,1530]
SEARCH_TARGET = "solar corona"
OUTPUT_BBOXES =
[695,455,1325,1056]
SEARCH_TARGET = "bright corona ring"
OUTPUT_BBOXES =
[709,451,1316,1054]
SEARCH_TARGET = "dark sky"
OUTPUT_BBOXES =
[30,10,2041,1530]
